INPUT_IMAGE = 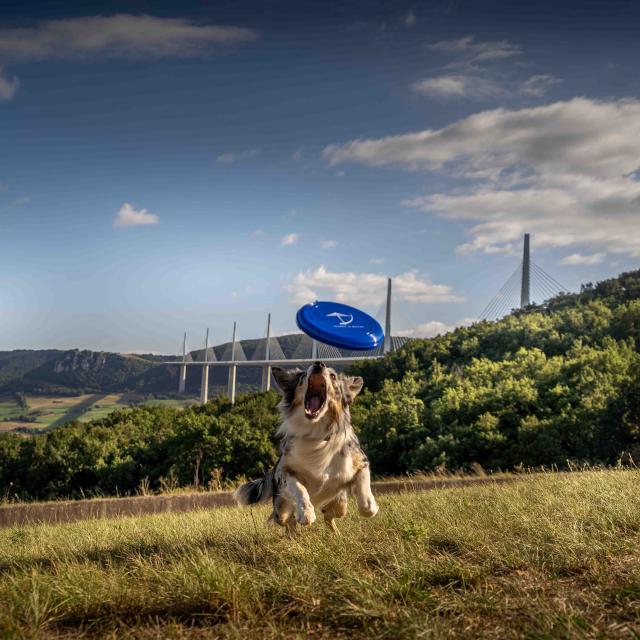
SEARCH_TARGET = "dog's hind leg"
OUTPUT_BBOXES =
[272,495,294,527]
[321,490,348,534]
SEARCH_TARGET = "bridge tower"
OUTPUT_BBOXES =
[383,277,392,354]
[520,233,531,308]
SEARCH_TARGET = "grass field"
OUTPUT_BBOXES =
[1,470,640,639]
[0,394,197,431]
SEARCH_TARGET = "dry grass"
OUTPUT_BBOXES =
[1,470,640,639]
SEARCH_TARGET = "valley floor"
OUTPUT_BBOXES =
[1,470,640,638]
[0,393,197,432]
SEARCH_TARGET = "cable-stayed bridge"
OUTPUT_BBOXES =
[479,234,566,321]
[168,234,566,405]
[167,278,410,404]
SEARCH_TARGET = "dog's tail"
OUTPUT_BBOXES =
[234,471,274,506]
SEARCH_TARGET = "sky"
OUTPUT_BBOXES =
[1,0,639,353]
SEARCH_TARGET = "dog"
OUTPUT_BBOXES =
[234,361,378,533]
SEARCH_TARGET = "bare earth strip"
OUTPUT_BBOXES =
[1,474,536,529]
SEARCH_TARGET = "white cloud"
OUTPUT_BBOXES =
[520,74,562,97]
[412,75,506,99]
[324,98,640,257]
[397,318,476,338]
[428,35,521,64]
[8,195,30,207]
[281,233,300,246]
[369,257,385,264]
[0,15,257,60]
[216,149,259,164]
[0,66,19,101]
[113,202,159,228]
[560,252,605,266]
[251,229,264,237]
[404,11,417,27]
[292,149,302,161]
[320,239,337,249]
[286,265,463,306]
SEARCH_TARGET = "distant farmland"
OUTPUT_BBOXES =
[0,393,197,432]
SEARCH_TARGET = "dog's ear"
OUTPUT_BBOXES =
[272,367,303,394]
[341,375,364,405]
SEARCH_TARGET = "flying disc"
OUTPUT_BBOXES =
[296,301,384,351]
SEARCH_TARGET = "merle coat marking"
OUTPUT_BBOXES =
[234,361,378,533]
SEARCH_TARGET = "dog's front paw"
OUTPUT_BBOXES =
[297,506,316,526]
[358,497,379,518]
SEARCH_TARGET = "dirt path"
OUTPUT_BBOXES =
[0,475,527,529]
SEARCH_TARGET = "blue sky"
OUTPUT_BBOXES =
[1,0,639,352]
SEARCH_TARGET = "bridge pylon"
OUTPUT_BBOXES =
[520,233,531,308]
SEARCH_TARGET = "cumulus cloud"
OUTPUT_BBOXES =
[286,266,463,306]
[113,202,159,228]
[0,66,19,101]
[216,149,259,164]
[520,74,562,97]
[397,318,476,338]
[324,98,640,257]
[0,15,257,60]
[320,239,337,249]
[412,75,506,99]
[560,252,606,266]
[281,233,300,246]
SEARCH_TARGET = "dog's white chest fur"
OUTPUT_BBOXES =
[284,427,356,507]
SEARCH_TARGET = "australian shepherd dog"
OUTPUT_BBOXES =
[234,361,378,534]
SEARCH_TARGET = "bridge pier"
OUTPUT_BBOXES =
[199,328,210,406]
[261,313,272,392]
[178,331,188,393]
[228,365,237,403]
[200,366,209,404]
[178,365,187,393]
[261,365,271,391]
[228,321,238,405]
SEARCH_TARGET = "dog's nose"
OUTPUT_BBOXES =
[312,361,325,373]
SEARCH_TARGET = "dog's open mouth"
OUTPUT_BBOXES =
[304,373,327,419]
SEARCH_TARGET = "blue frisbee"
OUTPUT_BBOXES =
[296,301,384,351]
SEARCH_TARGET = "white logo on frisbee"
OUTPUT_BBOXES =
[326,312,353,326]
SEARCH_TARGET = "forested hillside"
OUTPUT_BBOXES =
[1,269,639,501]
[348,268,640,472]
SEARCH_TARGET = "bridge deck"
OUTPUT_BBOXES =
[164,356,383,367]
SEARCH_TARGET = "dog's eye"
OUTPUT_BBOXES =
[330,373,336,380]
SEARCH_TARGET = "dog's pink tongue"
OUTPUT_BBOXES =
[308,396,321,412]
